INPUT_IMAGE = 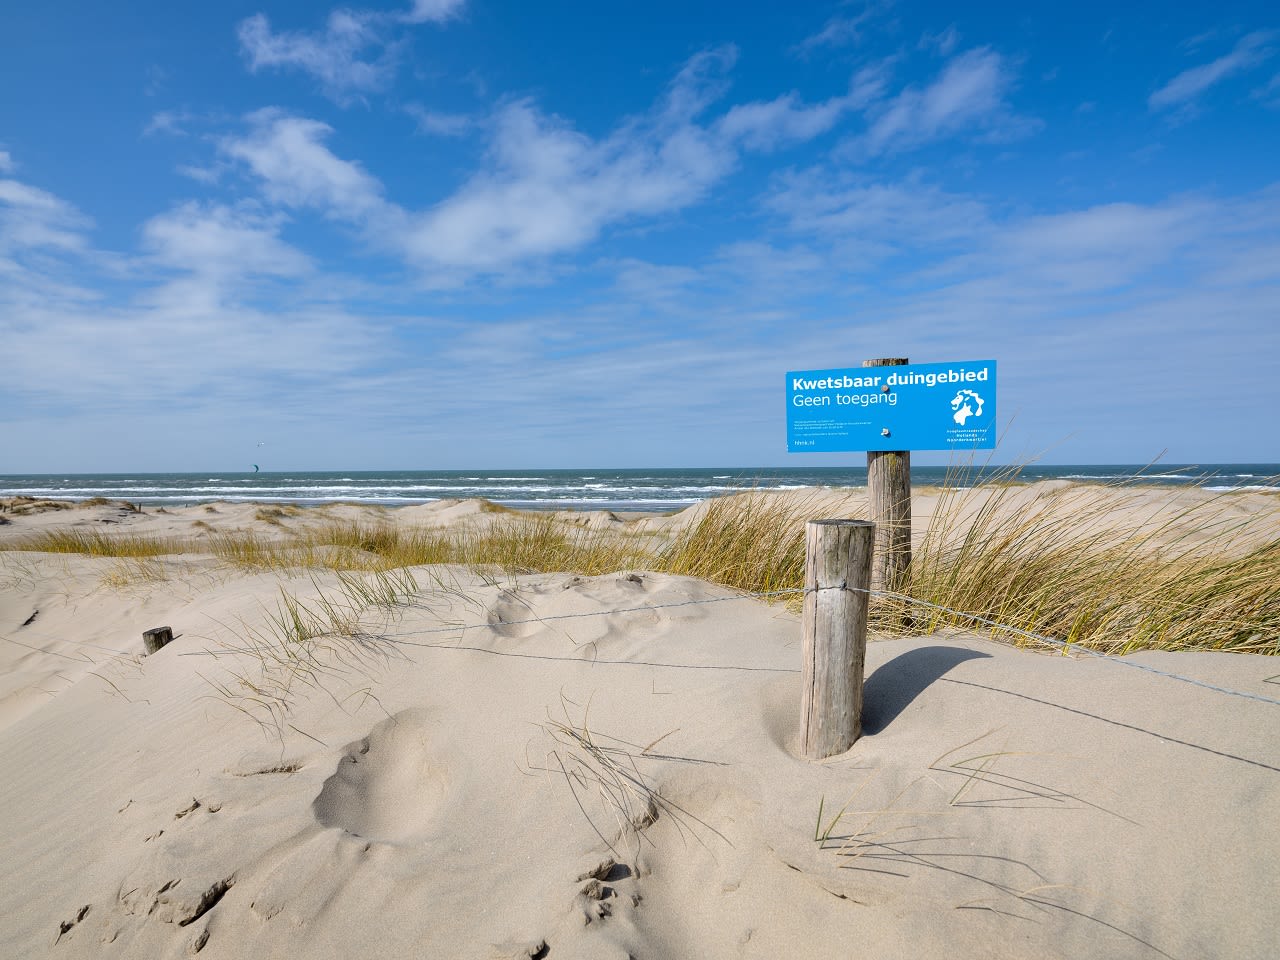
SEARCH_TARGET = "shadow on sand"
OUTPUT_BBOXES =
[861,645,991,735]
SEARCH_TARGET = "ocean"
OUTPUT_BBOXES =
[1,465,1277,513]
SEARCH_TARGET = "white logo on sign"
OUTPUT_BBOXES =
[951,389,984,425]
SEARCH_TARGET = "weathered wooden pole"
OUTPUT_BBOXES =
[863,358,912,610]
[800,519,874,759]
[143,626,174,654]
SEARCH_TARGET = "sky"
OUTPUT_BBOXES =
[2,0,1278,472]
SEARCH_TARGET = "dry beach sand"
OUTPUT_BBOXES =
[1,488,1278,959]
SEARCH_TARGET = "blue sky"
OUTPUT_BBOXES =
[2,1,1278,472]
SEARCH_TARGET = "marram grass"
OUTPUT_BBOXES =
[5,473,1278,654]
[657,491,841,595]
[906,474,1280,654]
[6,529,190,558]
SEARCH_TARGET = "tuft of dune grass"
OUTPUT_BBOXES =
[100,557,171,589]
[4,474,1278,655]
[905,467,1280,654]
[6,529,190,558]
[455,512,651,575]
[255,507,287,525]
[655,491,845,596]
[202,567,421,736]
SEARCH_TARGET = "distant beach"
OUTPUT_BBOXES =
[1,463,1276,511]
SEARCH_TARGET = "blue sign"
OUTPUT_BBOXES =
[786,360,997,452]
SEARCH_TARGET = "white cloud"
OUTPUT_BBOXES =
[975,201,1201,292]
[1,189,388,445]
[719,94,847,151]
[610,259,702,304]
[795,3,889,55]
[0,177,92,254]
[0,180,65,213]
[762,167,1273,312]
[1150,31,1275,111]
[1,293,387,423]
[177,164,224,185]
[395,50,892,276]
[859,47,1031,156]
[142,202,311,279]
[144,64,167,98]
[406,104,474,137]
[1254,71,1280,108]
[237,1,467,100]
[4,146,1278,469]
[216,45,1023,288]
[0,150,14,173]
[401,96,735,273]
[804,18,863,51]
[214,49,893,282]
[237,9,396,99]
[717,65,887,151]
[768,173,989,255]
[707,242,829,306]
[920,26,960,56]
[661,45,738,123]
[221,111,389,221]
[144,110,193,137]
[402,0,467,24]
[397,53,747,275]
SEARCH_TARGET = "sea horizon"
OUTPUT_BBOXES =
[2,464,1277,513]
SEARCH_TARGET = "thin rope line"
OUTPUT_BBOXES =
[175,580,1280,707]
[385,639,800,673]
[939,677,1280,774]
[379,588,806,640]
[1,631,135,660]
[176,588,807,665]
[868,588,1280,708]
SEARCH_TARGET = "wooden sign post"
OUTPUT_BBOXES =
[800,519,874,759]
[863,358,912,615]
[788,355,999,754]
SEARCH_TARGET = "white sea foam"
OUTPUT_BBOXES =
[4,466,1274,511]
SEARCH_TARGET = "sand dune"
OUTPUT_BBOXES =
[1,490,1277,958]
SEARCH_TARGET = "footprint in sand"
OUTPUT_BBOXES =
[312,709,447,844]
[98,837,234,948]
[486,590,543,639]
